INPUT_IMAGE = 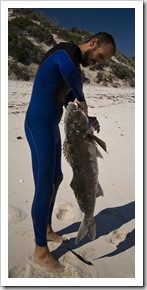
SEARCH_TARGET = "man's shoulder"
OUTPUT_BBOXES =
[54,42,82,67]
[39,42,82,68]
[49,41,78,54]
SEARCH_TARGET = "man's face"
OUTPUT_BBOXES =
[81,43,114,67]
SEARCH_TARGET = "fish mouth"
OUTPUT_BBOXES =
[65,102,90,132]
[66,102,78,111]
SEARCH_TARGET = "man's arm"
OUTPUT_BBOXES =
[56,50,86,100]
[65,91,88,115]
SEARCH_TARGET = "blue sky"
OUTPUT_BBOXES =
[33,8,135,57]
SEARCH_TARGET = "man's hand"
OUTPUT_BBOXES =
[74,99,88,115]
[88,116,100,133]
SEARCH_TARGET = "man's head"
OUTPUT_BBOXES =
[78,32,116,67]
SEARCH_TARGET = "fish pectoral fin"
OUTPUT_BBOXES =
[75,218,96,245]
[88,134,107,153]
[96,182,104,197]
[96,147,103,158]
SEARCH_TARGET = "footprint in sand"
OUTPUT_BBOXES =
[9,261,62,278]
[9,252,95,278]
[8,205,28,223]
[55,202,74,220]
[55,202,82,221]
[107,229,127,246]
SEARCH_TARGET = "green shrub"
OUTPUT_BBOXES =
[112,63,134,80]
[9,17,33,31]
[8,31,44,65]
[9,62,30,81]
[9,17,55,46]
[12,8,46,22]
[8,16,54,64]
[57,28,81,43]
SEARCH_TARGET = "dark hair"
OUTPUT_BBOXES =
[87,32,116,54]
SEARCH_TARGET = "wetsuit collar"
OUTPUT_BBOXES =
[70,41,83,64]
[76,46,83,64]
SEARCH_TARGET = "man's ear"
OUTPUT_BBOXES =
[90,38,99,47]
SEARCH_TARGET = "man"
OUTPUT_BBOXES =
[25,32,116,271]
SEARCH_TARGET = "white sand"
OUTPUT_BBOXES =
[8,80,135,281]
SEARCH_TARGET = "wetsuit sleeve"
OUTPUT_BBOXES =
[56,50,85,102]
[64,91,76,107]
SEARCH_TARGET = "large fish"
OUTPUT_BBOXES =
[63,102,106,245]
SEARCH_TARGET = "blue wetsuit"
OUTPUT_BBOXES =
[25,42,85,246]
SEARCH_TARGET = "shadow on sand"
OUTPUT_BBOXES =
[51,201,135,260]
[94,228,135,260]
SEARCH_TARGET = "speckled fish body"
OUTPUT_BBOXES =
[63,102,103,244]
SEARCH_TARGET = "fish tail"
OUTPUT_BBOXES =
[75,217,96,245]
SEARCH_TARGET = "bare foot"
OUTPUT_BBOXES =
[31,245,64,271]
[47,226,68,243]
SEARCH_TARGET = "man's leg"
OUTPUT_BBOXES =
[47,127,66,243]
[25,121,64,270]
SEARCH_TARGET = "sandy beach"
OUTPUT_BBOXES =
[8,80,135,282]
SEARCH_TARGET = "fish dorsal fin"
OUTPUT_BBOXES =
[63,140,73,166]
